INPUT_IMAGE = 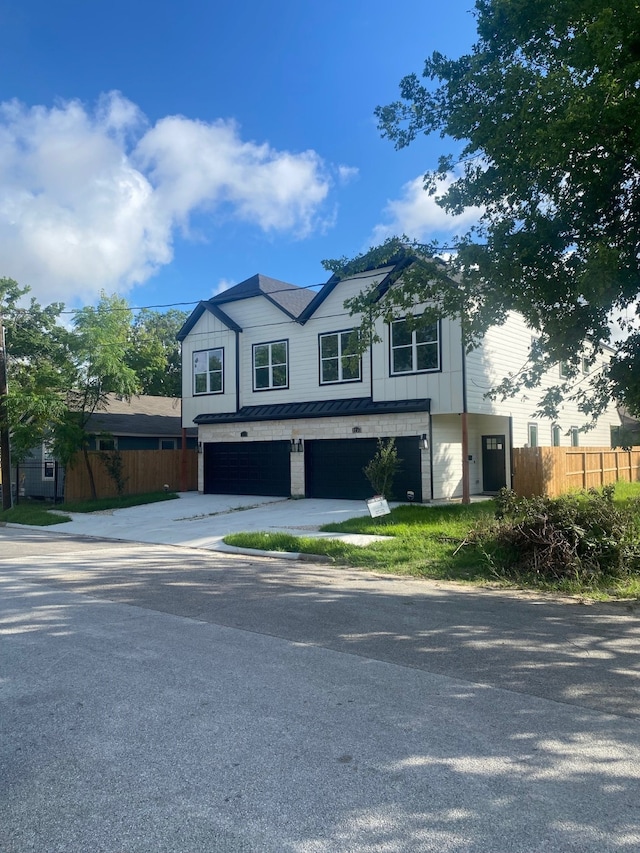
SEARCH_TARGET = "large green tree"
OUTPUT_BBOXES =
[352,0,640,417]
[54,292,139,499]
[125,308,188,398]
[1,278,75,461]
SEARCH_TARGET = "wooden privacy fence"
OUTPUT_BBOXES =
[65,449,198,501]
[512,446,640,497]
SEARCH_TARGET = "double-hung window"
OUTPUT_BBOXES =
[253,340,288,390]
[319,330,361,384]
[193,348,223,395]
[390,318,439,375]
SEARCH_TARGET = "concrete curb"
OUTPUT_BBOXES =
[215,542,332,562]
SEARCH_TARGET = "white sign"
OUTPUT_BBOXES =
[366,495,391,518]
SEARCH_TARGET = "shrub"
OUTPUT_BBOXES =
[363,438,401,498]
[479,486,640,583]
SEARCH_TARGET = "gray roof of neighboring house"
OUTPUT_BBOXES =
[87,394,196,437]
[193,396,430,425]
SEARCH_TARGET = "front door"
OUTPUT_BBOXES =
[482,435,507,493]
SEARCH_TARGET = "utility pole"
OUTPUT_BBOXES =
[0,317,13,510]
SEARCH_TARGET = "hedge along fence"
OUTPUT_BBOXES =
[64,449,198,501]
[512,446,640,498]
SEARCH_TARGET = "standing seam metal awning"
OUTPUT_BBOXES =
[193,397,430,425]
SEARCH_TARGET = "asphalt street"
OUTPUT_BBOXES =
[1,524,640,852]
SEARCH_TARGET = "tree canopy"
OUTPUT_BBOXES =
[1,283,187,500]
[342,0,640,417]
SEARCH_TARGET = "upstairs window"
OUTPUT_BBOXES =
[319,330,361,384]
[390,319,439,375]
[253,340,288,390]
[193,348,224,395]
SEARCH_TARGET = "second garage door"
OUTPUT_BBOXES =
[203,441,291,496]
[305,437,422,501]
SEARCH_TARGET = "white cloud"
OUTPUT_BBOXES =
[212,277,236,297]
[370,173,483,247]
[337,164,359,184]
[0,92,336,305]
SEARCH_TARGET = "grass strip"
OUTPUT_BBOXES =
[0,490,178,526]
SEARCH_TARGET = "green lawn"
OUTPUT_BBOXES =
[224,482,640,598]
[0,490,178,526]
[225,500,498,581]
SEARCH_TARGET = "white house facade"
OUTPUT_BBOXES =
[178,263,621,501]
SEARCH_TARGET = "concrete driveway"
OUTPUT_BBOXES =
[39,492,376,551]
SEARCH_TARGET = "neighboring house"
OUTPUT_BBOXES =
[178,265,621,502]
[612,408,640,448]
[16,394,197,500]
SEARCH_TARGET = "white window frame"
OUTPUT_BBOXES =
[551,424,561,447]
[528,423,539,447]
[319,330,361,385]
[42,442,55,481]
[570,426,580,447]
[96,436,117,451]
[253,340,288,391]
[193,348,224,396]
[390,318,440,375]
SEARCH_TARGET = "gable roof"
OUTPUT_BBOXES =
[177,274,317,341]
[298,265,399,323]
[213,273,316,319]
[177,300,242,342]
[87,394,194,437]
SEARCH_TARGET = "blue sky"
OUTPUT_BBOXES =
[0,0,480,311]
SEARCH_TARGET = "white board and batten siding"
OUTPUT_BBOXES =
[181,310,238,428]
[371,313,464,413]
[465,312,620,447]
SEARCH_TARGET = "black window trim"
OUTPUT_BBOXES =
[318,328,363,386]
[388,317,442,377]
[193,347,225,396]
[252,338,290,392]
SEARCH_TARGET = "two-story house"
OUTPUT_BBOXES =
[178,261,620,502]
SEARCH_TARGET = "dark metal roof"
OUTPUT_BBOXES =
[193,397,430,425]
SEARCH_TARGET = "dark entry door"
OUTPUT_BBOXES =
[203,441,290,496]
[482,435,507,493]
[305,437,422,501]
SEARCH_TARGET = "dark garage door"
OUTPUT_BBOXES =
[305,437,422,501]
[203,441,291,496]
